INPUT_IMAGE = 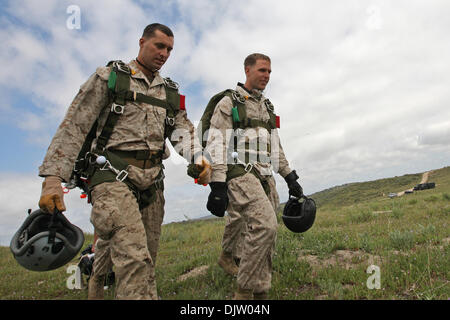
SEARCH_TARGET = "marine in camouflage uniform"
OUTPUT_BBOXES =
[205,53,303,299]
[38,24,210,300]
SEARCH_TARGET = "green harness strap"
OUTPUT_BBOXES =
[94,64,130,152]
[192,88,278,193]
[225,91,278,195]
[96,61,180,153]
[88,150,165,210]
[229,91,278,132]
[75,60,179,209]
[226,164,271,196]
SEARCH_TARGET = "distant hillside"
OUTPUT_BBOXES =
[308,167,449,208]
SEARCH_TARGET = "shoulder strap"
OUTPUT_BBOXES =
[234,97,279,130]
[198,89,241,148]
[95,60,130,152]
[161,78,181,153]
[263,98,279,129]
[96,61,184,152]
[228,90,247,131]
[162,77,181,126]
[130,77,181,117]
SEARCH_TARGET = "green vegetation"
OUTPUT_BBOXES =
[1,167,449,300]
[311,173,421,208]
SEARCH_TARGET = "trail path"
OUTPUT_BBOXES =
[420,171,430,184]
[396,171,431,196]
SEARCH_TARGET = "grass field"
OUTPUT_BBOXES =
[1,167,449,300]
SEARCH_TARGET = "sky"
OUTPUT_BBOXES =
[1,0,450,245]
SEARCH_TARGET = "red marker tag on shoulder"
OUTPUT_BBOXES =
[276,116,280,128]
[180,95,186,110]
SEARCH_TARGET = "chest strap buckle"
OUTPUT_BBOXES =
[100,160,129,182]
[111,103,125,115]
[164,77,179,90]
[113,61,131,75]
[166,117,175,126]
[232,91,246,104]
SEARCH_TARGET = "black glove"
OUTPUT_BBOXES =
[207,182,228,217]
[284,170,303,198]
[187,163,200,179]
[187,151,211,179]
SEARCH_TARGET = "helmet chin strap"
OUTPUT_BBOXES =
[136,57,158,75]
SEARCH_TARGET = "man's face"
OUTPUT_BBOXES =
[138,29,174,71]
[245,59,271,91]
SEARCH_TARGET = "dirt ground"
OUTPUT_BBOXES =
[397,171,431,196]
[298,249,382,271]
[177,265,209,282]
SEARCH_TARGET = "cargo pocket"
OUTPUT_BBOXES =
[89,183,117,240]
[127,165,162,191]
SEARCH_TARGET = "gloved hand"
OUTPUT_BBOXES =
[189,154,211,185]
[206,182,228,217]
[196,156,212,185]
[38,176,66,213]
[284,170,303,198]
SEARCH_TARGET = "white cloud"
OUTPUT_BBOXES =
[418,121,450,147]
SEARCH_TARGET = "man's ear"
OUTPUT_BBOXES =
[244,66,250,76]
[139,37,145,49]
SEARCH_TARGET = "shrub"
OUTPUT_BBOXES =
[389,230,415,250]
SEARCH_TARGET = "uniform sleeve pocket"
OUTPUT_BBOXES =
[210,97,233,129]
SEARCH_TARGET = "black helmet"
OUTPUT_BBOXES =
[78,244,95,276]
[10,209,85,272]
[282,196,316,233]
[77,245,116,286]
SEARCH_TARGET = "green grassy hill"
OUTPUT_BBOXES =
[1,167,449,300]
[309,173,421,208]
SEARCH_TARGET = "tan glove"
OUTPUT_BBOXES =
[38,176,66,213]
[195,157,212,185]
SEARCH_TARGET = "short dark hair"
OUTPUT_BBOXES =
[142,23,174,39]
[244,53,271,68]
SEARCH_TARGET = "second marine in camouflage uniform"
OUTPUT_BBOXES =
[205,53,303,299]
